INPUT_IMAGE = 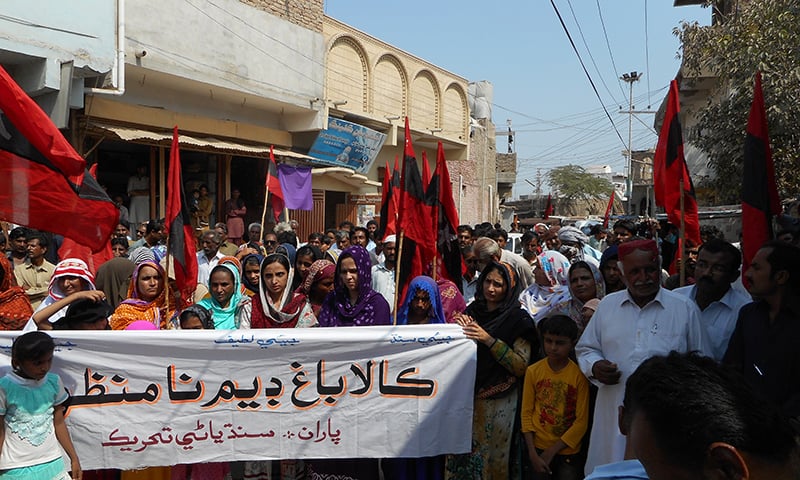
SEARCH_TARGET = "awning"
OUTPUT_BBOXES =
[311,166,381,188]
[87,123,316,161]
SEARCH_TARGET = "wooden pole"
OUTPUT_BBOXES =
[260,191,270,240]
[392,230,405,325]
[163,230,172,327]
[679,178,686,287]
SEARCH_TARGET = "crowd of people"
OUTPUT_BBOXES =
[0,212,799,480]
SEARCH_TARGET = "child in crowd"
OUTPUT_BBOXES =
[178,305,213,330]
[580,298,600,328]
[0,331,81,479]
[521,315,589,480]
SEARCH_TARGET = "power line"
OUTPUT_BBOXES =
[565,0,621,106]
[644,0,652,108]
[549,0,627,150]
[596,0,627,101]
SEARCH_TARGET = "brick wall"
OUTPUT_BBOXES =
[240,0,323,32]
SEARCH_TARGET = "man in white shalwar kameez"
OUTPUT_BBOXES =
[576,238,710,476]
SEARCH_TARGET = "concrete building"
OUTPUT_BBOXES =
[1,0,498,239]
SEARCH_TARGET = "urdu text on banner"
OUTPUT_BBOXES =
[0,325,475,470]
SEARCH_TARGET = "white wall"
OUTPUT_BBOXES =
[125,0,324,111]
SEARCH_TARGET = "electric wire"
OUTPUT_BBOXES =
[549,0,627,151]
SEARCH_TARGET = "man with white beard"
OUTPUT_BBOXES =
[576,238,710,475]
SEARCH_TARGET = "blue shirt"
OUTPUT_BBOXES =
[585,459,649,479]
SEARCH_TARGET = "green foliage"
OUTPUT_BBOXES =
[547,165,614,204]
[676,0,800,203]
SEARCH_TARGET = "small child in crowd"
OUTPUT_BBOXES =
[521,315,589,480]
[178,305,214,330]
[581,298,600,327]
[0,331,81,479]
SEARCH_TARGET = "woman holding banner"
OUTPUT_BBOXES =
[310,246,388,480]
[447,261,539,479]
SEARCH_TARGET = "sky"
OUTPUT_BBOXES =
[324,0,711,199]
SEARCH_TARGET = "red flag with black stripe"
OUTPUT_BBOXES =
[543,194,553,219]
[603,190,615,228]
[428,142,464,288]
[421,150,431,190]
[379,156,400,237]
[165,127,198,306]
[397,117,435,306]
[267,146,285,222]
[742,72,780,283]
[653,79,700,245]
[0,65,118,251]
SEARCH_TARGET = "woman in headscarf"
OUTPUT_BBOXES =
[0,255,33,330]
[110,260,174,330]
[535,260,606,331]
[293,259,335,319]
[240,253,263,297]
[95,256,136,309]
[309,246,389,480]
[249,253,315,329]
[317,246,390,327]
[275,243,297,266]
[436,278,466,323]
[557,226,601,266]
[447,262,539,480]
[25,258,99,331]
[197,262,251,330]
[519,250,573,322]
[291,245,323,291]
[395,276,447,325]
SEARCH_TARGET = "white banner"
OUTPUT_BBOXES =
[0,325,475,470]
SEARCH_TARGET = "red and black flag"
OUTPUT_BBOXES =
[58,165,113,274]
[603,190,615,229]
[742,72,780,282]
[428,142,464,288]
[379,156,400,238]
[267,146,285,222]
[397,117,435,307]
[166,127,198,305]
[421,150,431,191]
[653,79,700,245]
[543,194,553,219]
[0,65,118,251]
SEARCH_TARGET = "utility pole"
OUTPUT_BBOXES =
[506,118,513,153]
[535,168,543,214]
[620,71,641,215]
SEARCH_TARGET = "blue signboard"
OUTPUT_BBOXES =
[308,118,387,174]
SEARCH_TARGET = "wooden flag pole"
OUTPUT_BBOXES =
[260,191,271,239]
[679,178,686,287]
[164,230,171,323]
[392,230,405,325]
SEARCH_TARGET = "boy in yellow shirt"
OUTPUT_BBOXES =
[521,315,589,479]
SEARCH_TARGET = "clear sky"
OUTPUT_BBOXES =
[324,0,710,198]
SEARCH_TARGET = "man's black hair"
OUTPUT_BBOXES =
[613,219,636,234]
[276,230,297,248]
[489,228,508,242]
[697,238,741,272]
[457,225,474,236]
[9,227,27,241]
[761,240,800,294]
[26,231,48,249]
[624,352,799,471]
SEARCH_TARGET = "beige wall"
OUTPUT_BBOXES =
[322,17,470,146]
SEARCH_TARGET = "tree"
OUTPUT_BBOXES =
[676,0,800,204]
[547,165,614,208]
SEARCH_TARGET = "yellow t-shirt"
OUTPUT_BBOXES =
[520,358,589,454]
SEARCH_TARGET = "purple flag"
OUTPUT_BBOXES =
[277,164,313,210]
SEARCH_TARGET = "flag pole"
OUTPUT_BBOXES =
[260,191,270,238]
[679,178,686,287]
[392,230,405,325]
